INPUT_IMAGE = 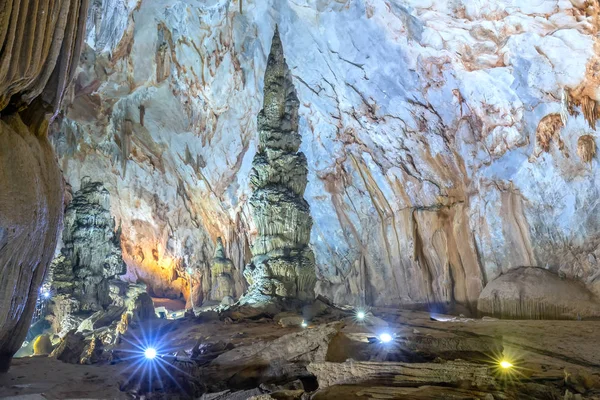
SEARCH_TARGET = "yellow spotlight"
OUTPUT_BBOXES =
[499,360,513,369]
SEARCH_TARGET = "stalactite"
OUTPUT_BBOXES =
[560,88,569,126]
[536,113,565,153]
[581,95,599,130]
[577,134,596,164]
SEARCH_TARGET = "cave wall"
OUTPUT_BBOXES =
[0,0,89,370]
[54,0,600,310]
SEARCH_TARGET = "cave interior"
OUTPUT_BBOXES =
[2,1,600,399]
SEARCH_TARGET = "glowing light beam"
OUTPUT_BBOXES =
[379,333,393,343]
[144,347,157,360]
[118,322,192,395]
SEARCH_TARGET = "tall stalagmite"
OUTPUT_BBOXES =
[210,238,236,302]
[242,27,317,304]
[0,0,89,371]
[49,178,127,333]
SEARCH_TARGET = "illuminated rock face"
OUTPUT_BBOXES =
[50,1,600,316]
[0,0,88,371]
[242,28,317,304]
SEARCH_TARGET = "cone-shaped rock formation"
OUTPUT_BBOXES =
[242,27,316,304]
[49,178,126,333]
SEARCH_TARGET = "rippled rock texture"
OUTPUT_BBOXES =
[0,0,89,371]
[51,0,600,315]
[242,28,317,304]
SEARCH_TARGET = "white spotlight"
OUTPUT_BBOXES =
[379,333,393,343]
[144,347,157,360]
[356,311,365,320]
[301,320,308,328]
[42,291,50,299]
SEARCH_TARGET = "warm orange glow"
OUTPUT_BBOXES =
[121,236,190,300]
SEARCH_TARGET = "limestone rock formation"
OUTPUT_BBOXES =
[478,267,600,320]
[0,0,89,371]
[45,0,600,314]
[49,179,126,333]
[210,238,236,302]
[242,27,317,304]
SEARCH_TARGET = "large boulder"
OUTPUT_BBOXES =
[33,334,54,356]
[478,267,600,319]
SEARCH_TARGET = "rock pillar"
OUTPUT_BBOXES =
[242,27,317,304]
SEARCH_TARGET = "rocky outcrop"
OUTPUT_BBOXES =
[49,179,126,333]
[478,267,600,320]
[210,238,236,302]
[200,321,343,390]
[242,28,317,304]
[0,0,89,371]
[307,360,497,390]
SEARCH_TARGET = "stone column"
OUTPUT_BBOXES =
[242,27,317,305]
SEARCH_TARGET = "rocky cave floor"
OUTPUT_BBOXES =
[1,303,600,400]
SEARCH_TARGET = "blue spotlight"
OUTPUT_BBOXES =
[379,333,393,343]
[144,347,157,360]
